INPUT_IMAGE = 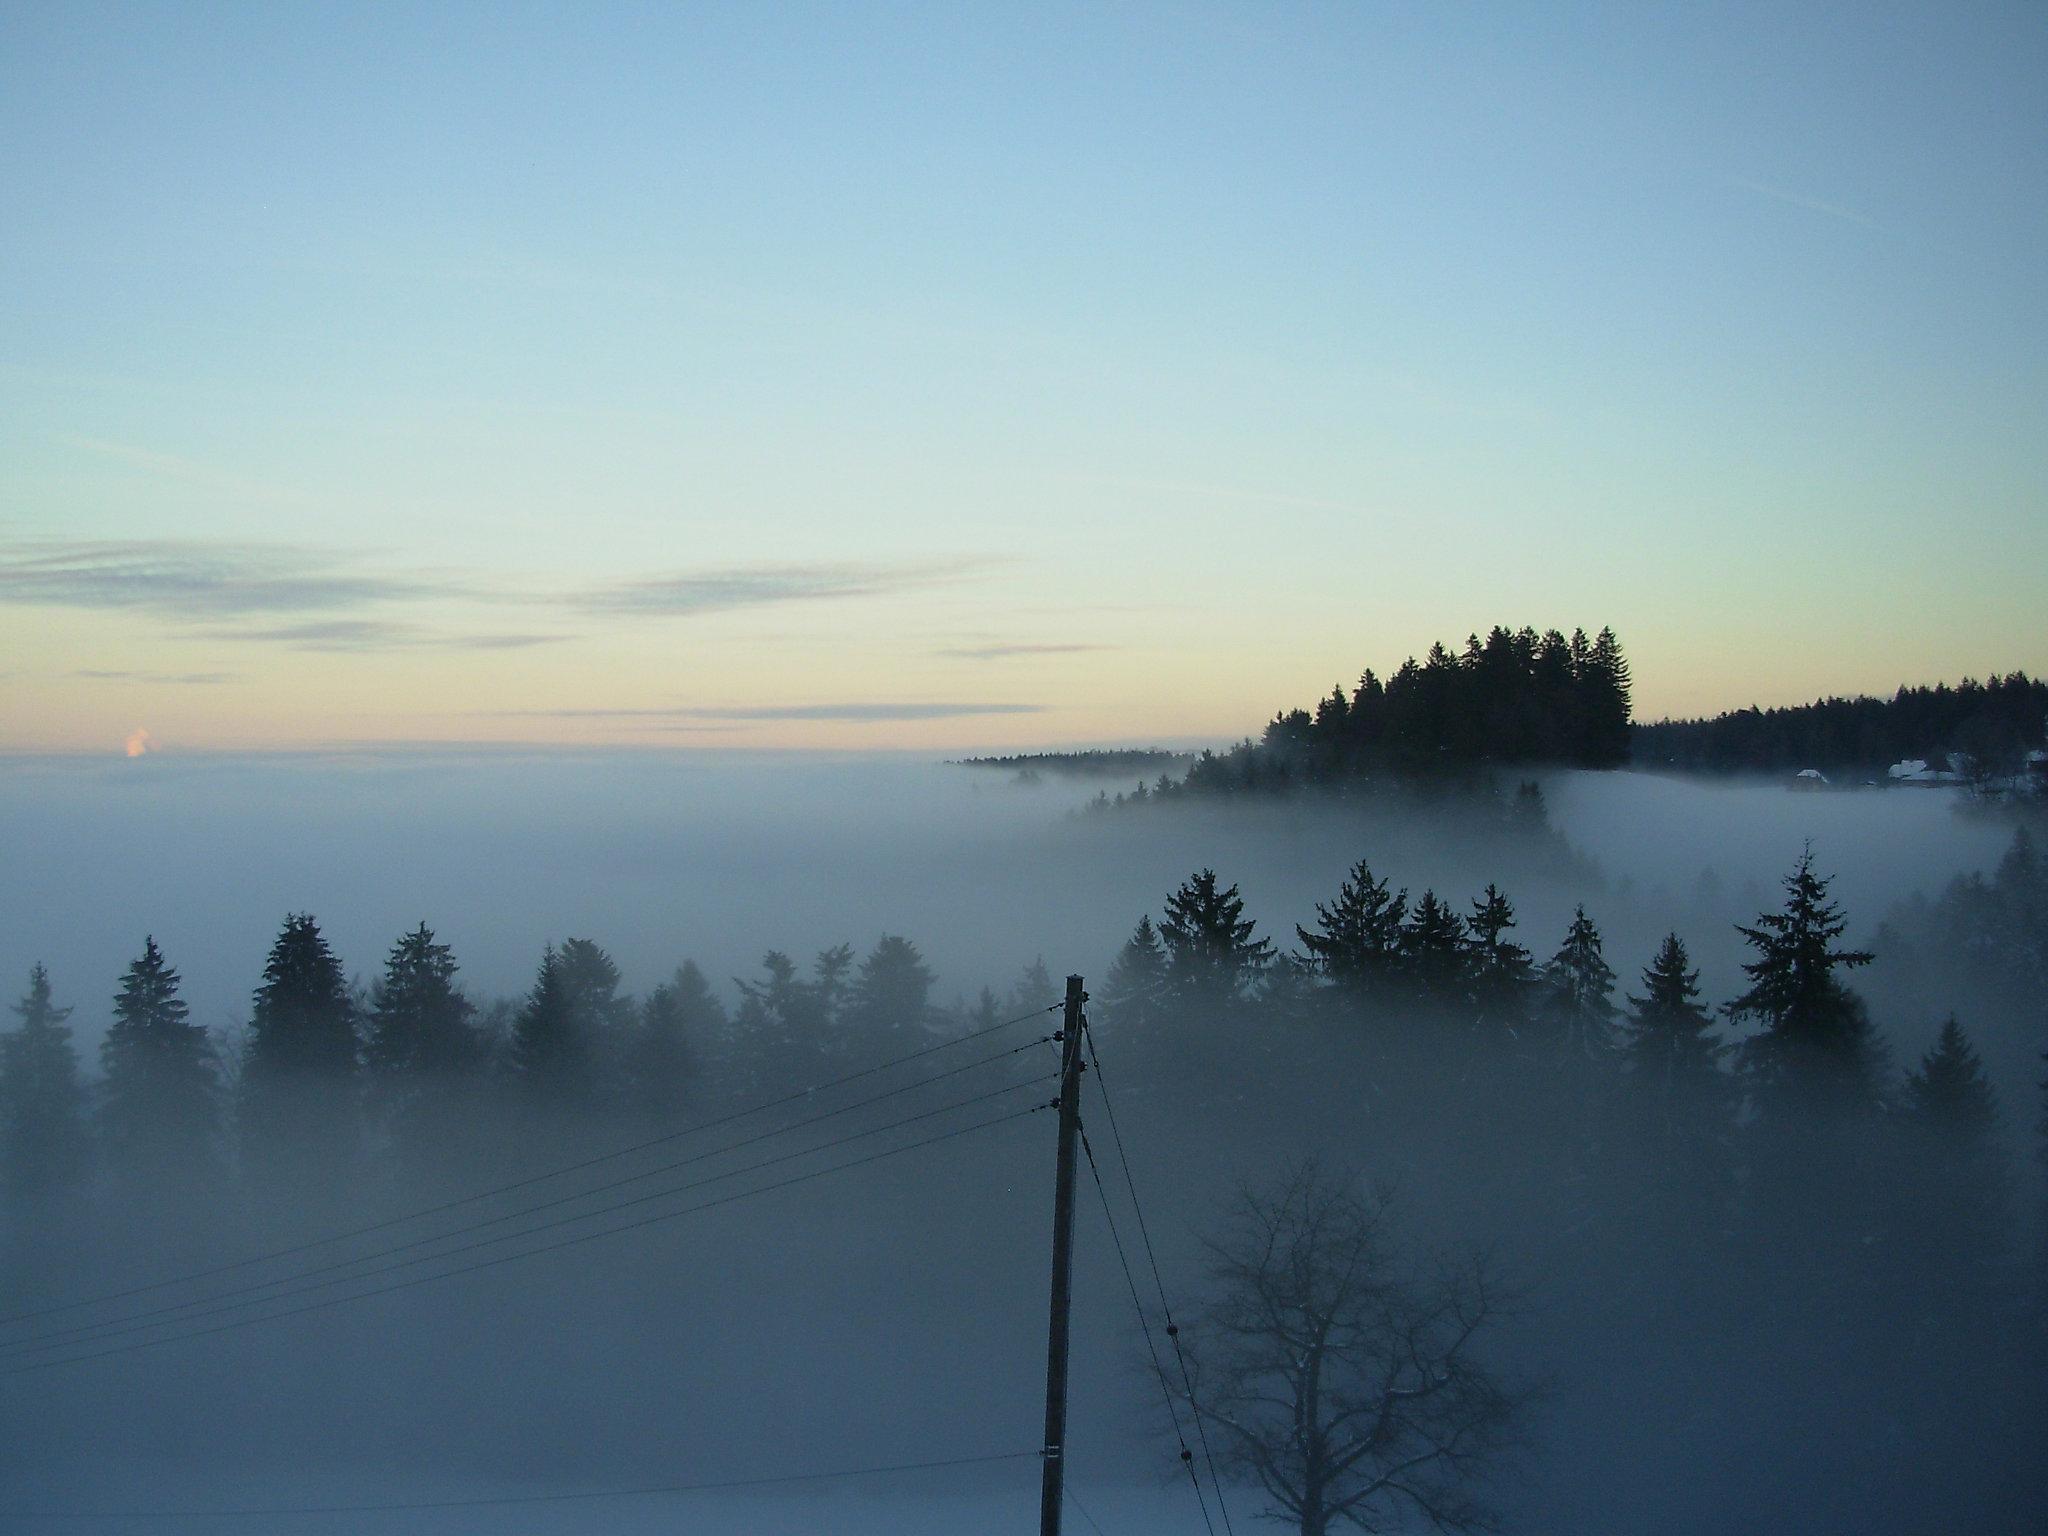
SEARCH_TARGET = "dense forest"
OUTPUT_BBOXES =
[3,827,2045,1527]
[954,749,1190,778]
[1052,625,1635,808]
[1635,672,2048,777]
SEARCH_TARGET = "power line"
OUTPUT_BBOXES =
[0,1001,1062,1333]
[1078,1122,1218,1536]
[6,1101,1048,1377]
[0,1448,1041,1520]
[1083,1028,1238,1536]
[1066,1483,1111,1536]
[2,1038,1050,1357]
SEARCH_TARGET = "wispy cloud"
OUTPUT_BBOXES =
[576,560,990,616]
[485,701,1044,722]
[1728,176,1878,230]
[936,643,1112,661]
[0,541,459,617]
[72,668,238,685]
[195,620,568,653]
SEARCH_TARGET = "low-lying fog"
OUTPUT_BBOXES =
[0,750,2019,1050]
[1,751,2039,1534]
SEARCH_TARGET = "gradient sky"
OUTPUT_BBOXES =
[3,0,2044,754]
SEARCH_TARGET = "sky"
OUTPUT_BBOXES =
[3,0,2044,754]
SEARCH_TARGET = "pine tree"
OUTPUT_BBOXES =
[844,935,938,1057]
[626,962,723,1120]
[1904,1016,1999,1140]
[1897,1017,2010,1303]
[1104,915,1167,1030]
[100,937,219,1186]
[1399,890,1469,1003]
[1726,848,1879,1102]
[1541,906,1617,1057]
[1622,933,1725,1093]
[1466,885,1536,1029]
[1294,861,1407,1002]
[1159,870,1275,1004]
[240,913,357,1171]
[365,924,477,1079]
[1009,956,1057,1015]
[511,937,628,1104]
[0,965,89,1202]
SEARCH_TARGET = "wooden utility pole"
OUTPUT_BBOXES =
[1039,974,1087,1536]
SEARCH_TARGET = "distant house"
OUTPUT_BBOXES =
[1886,757,1966,787]
[1792,768,1828,790]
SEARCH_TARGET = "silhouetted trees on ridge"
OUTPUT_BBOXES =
[1636,671,2048,776]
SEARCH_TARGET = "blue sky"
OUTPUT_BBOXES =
[3,1,2044,751]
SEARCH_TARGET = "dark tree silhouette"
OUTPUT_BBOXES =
[1399,890,1469,1003]
[100,937,219,1187]
[1540,906,1617,1057]
[1466,884,1535,1029]
[1726,849,1879,1102]
[510,938,628,1104]
[1179,1163,1525,1536]
[844,934,937,1057]
[240,913,357,1172]
[1103,915,1167,1031]
[1622,934,1725,1096]
[625,962,723,1119]
[1,964,88,1202]
[364,923,477,1080]
[1159,869,1275,1005]
[1294,861,1407,1003]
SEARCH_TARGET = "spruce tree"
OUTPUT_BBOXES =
[1904,1016,1999,1140]
[1466,885,1536,1029]
[1898,1017,2010,1302]
[0,965,89,1202]
[1009,956,1057,1015]
[100,937,219,1186]
[1399,890,1469,1004]
[364,923,480,1166]
[1541,906,1617,1057]
[1159,869,1275,1005]
[1725,848,1879,1102]
[365,924,477,1079]
[1294,861,1407,1002]
[240,913,358,1172]
[1104,915,1167,1030]
[511,938,627,1104]
[626,962,723,1120]
[1622,933,1724,1093]
[844,934,938,1057]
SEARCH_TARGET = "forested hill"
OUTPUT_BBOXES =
[1163,624,1633,796]
[1634,673,2048,776]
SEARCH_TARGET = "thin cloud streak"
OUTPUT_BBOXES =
[936,643,1112,661]
[71,668,238,685]
[196,620,568,653]
[0,541,459,617]
[484,702,1044,722]
[576,559,992,616]
[1728,176,1879,230]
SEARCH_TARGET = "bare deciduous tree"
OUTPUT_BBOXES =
[1179,1162,1527,1535]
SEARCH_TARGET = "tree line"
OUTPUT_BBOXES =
[1098,624,1632,805]
[1634,671,2048,777]
[0,924,1050,1207]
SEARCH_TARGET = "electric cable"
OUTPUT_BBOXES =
[0,1449,1042,1519]
[0,1001,1063,1332]
[1083,1027,1238,1536]
[2,1037,1051,1357]
[1078,1121,1218,1536]
[6,1100,1048,1376]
